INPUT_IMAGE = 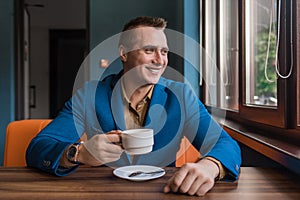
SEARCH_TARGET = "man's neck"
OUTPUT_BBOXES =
[130,85,153,109]
[122,77,153,109]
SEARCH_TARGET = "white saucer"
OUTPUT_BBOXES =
[113,165,165,181]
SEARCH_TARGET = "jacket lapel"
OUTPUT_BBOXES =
[94,72,126,132]
[95,74,169,131]
[144,79,167,130]
[109,77,126,131]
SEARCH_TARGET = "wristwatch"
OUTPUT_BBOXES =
[66,142,83,165]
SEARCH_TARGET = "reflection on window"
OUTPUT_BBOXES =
[204,0,217,106]
[245,0,278,107]
[219,0,239,111]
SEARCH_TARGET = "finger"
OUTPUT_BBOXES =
[163,185,171,193]
[186,177,204,196]
[95,151,122,163]
[178,172,197,194]
[196,179,214,196]
[99,150,122,159]
[105,134,122,143]
[167,169,188,193]
[92,145,123,160]
[100,138,124,153]
[104,142,124,154]
[83,136,123,161]
[107,130,122,135]
[164,175,174,193]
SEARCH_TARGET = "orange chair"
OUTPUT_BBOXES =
[4,119,52,167]
[4,119,200,167]
[176,137,200,167]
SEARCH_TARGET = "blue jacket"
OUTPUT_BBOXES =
[26,72,241,178]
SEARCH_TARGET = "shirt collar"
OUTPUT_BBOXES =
[121,79,154,104]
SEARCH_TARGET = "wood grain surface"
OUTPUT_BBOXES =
[0,167,299,200]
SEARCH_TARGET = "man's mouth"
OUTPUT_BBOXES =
[146,66,162,74]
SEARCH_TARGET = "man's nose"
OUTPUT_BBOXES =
[153,51,164,65]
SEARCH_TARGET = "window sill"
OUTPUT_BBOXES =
[215,117,300,175]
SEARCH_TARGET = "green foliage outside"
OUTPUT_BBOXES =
[255,26,277,98]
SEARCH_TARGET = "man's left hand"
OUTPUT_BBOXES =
[163,158,219,196]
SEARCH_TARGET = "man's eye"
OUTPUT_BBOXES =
[161,49,169,55]
[145,48,154,53]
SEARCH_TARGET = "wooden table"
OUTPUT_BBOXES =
[0,167,299,200]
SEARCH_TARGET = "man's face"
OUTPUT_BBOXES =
[120,27,169,85]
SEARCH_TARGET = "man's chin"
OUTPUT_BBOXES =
[146,79,160,85]
[146,75,162,84]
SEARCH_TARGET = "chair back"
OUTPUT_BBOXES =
[4,119,199,167]
[176,136,200,167]
[4,119,52,167]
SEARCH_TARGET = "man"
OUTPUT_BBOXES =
[26,16,241,196]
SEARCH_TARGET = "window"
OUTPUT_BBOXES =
[201,0,298,133]
[241,0,287,127]
[204,0,239,111]
[219,0,239,110]
[204,0,217,107]
[245,0,278,107]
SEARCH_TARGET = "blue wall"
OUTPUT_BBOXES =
[184,0,200,97]
[89,0,199,91]
[89,0,184,80]
[89,0,185,81]
[89,0,184,50]
[0,0,15,166]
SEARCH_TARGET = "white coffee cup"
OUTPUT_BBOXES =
[121,129,154,155]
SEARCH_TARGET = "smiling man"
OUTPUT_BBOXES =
[26,16,241,196]
[119,25,169,112]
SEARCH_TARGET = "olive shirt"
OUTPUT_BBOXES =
[121,82,153,129]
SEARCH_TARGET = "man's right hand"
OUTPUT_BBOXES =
[78,130,124,166]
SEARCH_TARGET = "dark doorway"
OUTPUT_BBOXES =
[49,30,86,118]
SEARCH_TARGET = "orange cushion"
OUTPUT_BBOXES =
[4,119,52,167]
[4,120,199,167]
[176,136,201,167]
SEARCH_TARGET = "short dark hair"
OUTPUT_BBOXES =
[122,16,167,31]
[119,16,167,48]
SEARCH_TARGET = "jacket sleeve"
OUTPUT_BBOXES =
[182,84,241,180]
[26,82,92,176]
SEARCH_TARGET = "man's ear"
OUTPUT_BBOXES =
[119,45,127,62]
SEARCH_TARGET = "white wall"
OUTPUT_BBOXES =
[26,0,86,118]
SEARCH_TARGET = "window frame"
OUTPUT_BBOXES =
[201,0,299,135]
[296,0,300,129]
[240,0,291,128]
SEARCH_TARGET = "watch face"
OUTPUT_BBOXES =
[67,146,77,160]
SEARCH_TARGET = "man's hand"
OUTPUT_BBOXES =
[78,130,124,166]
[164,158,219,196]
